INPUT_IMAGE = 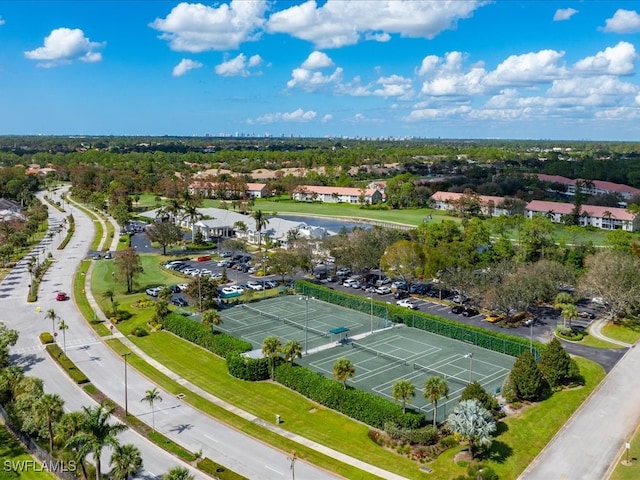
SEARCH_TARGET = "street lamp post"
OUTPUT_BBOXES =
[466,353,473,383]
[122,352,131,416]
[369,295,373,334]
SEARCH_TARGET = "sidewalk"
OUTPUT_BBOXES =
[589,318,633,348]
[85,210,409,480]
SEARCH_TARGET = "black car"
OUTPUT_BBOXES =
[394,289,409,299]
[451,305,465,314]
[326,275,338,282]
[463,307,479,317]
[171,297,188,307]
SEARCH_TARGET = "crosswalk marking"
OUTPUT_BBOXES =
[10,336,101,355]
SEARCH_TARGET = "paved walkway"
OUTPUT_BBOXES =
[589,318,633,348]
[81,206,408,480]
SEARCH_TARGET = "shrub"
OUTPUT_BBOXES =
[460,381,499,413]
[509,350,546,401]
[197,458,247,480]
[538,337,577,389]
[132,327,149,337]
[39,332,54,344]
[46,344,89,384]
[226,352,270,381]
[384,422,439,445]
[438,435,459,449]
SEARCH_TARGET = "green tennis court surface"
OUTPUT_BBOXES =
[218,295,514,423]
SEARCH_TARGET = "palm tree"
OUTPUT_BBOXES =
[202,310,222,330]
[45,308,58,339]
[109,443,143,480]
[262,336,282,380]
[560,303,579,329]
[251,209,269,250]
[65,403,128,480]
[55,411,89,479]
[423,376,450,427]
[58,319,69,353]
[103,289,117,317]
[392,379,416,414]
[447,399,496,459]
[141,387,163,432]
[281,339,302,365]
[33,393,65,452]
[332,358,356,389]
[162,466,194,480]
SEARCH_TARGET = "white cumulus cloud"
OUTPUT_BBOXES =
[602,9,640,33]
[150,0,267,52]
[301,51,334,69]
[287,53,342,91]
[24,28,105,67]
[267,0,487,49]
[553,8,578,21]
[485,49,567,85]
[0,16,5,26]
[172,58,202,77]
[252,108,318,124]
[573,42,637,75]
[215,53,263,77]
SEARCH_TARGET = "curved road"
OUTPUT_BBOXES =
[4,190,340,480]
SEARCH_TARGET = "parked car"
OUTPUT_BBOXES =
[146,287,162,297]
[92,253,101,260]
[394,289,410,299]
[171,297,188,307]
[219,251,232,258]
[168,285,181,293]
[326,275,338,282]
[397,298,419,310]
[486,313,505,323]
[375,286,391,295]
[336,267,351,277]
[451,305,465,314]
[578,311,596,319]
[56,292,68,301]
[375,277,391,287]
[103,252,112,259]
[247,281,263,291]
[462,307,479,317]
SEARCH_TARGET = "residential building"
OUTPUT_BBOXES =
[536,174,640,200]
[292,185,383,204]
[429,191,515,217]
[524,200,639,232]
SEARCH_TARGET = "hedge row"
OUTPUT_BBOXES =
[296,280,541,360]
[162,313,252,358]
[58,214,74,250]
[45,343,89,384]
[226,352,270,381]
[274,363,425,430]
[383,422,439,445]
[197,458,248,480]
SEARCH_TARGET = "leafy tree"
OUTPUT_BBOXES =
[66,403,128,480]
[460,381,498,414]
[262,336,282,380]
[381,240,424,287]
[281,339,302,365]
[103,289,117,317]
[0,321,19,369]
[146,221,183,255]
[152,299,170,324]
[332,357,355,389]
[538,338,578,389]
[580,250,640,321]
[423,376,449,427]
[392,379,415,414]
[517,215,555,262]
[447,399,496,460]
[113,248,144,294]
[162,466,194,480]
[559,303,578,329]
[510,350,546,401]
[184,276,219,311]
[268,249,299,283]
[141,388,163,432]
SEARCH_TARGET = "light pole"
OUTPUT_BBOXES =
[122,352,131,416]
[369,294,373,334]
[299,295,310,355]
[465,353,473,383]
[287,451,297,480]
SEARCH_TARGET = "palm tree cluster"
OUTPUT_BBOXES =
[261,336,303,380]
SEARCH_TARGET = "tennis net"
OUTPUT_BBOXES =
[241,304,328,338]
[351,343,408,368]
[413,362,468,387]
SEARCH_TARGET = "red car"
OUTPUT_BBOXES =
[56,292,68,301]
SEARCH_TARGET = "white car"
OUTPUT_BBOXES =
[177,283,188,291]
[397,298,419,310]
[221,286,240,295]
[210,272,223,280]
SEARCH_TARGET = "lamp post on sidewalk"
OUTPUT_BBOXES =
[299,295,311,355]
[122,352,131,416]
[368,294,373,334]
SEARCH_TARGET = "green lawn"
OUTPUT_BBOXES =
[602,319,640,345]
[0,425,56,480]
[579,333,625,349]
[610,426,640,480]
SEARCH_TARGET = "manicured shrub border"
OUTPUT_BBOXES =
[45,343,90,384]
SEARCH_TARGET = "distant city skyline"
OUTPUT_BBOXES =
[1,1,640,141]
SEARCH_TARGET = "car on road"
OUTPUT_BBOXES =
[462,307,479,317]
[451,305,465,314]
[394,289,409,299]
[103,252,112,259]
[171,297,188,307]
[56,292,68,301]
[397,298,419,310]
[486,313,505,323]
[92,253,101,260]
[375,286,391,295]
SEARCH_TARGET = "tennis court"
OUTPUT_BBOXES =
[217,296,392,352]
[296,325,514,424]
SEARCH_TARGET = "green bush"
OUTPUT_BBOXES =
[46,343,89,384]
[197,458,248,480]
[132,327,149,337]
[384,422,439,445]
[39,332,54,344]
[274,363,425,430]
[438,435,459,449]
[163,313,252,358]
[460,381,499,414]
[226,352,270,381]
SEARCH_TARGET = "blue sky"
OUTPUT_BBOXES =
[2,1,640,140]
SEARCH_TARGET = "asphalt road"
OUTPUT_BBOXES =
[4,190,338,480]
